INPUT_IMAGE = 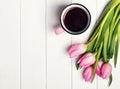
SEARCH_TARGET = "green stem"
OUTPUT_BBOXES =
[88,0,120,41]
[91,42,103,82]
[114,21,120,67]
[108,4,120,50]
[108,15,120,58]
[103,26,109,62]
[94,6,115,50]
[87,30,98,52]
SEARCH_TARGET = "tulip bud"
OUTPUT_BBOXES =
[96,60,103,76]
[55,26,64,35]
[68,43,87,58]
[77,53,95,68]
[101,63,112,79]
[83,66,94,82]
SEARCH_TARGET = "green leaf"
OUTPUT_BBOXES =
[87,38,96,52]
[108,74,113,86]
[109,15,120,58]
[114,38,119,67]
[110,4,120,31]
[76,63,79,70]
[88,0,120,42]
[94,8,114,50]
[91,43,103,82]
[108,4,120,50]
[114,21,120,67]
[103,27,109,62]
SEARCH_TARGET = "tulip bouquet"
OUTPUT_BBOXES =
[68,0,120,86]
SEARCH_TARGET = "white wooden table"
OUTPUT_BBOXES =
[0,0,120,89]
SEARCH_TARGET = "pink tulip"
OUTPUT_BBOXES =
[96,61,103,76]
[77,53,95,68]
[101,63,112,79]
[83,66,94,82]
[68,43,87,58]
[55,26,64,35]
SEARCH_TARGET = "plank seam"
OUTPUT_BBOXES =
[96,0,98,89]
[45,0,47,89]
[71,0,73,89]
[20,0,22,89]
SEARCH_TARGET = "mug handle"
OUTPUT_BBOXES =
[55,26,64,35]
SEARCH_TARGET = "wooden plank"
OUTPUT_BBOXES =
[46,0,72,89]
[0,0,20,89]
[21,0,46,89]
[71,0,97,89]
[97,0,120,88]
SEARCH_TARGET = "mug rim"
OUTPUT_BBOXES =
[60,3,91,35]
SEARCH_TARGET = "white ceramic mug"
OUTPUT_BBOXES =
[55,3,91,35]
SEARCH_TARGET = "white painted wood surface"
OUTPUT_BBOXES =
[0,0,20,89]
[21,0,46,89]
[46,0,72,89]
[0,0,120,89]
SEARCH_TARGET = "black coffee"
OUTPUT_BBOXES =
[64,7,88,32]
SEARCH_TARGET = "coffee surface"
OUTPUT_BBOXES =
[64,7,88,32]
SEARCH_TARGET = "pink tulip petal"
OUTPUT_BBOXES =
[80,57,95,67]
[78,53,95,68]
[77,53,91,64]
[101,63,112,79]
[96,61,103,76]
[68,44,81,54]
[68,44,87,58]
[69,49,81,58]
[83,66,94,82]
[55,26,64,35]
[105,72,111,79]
